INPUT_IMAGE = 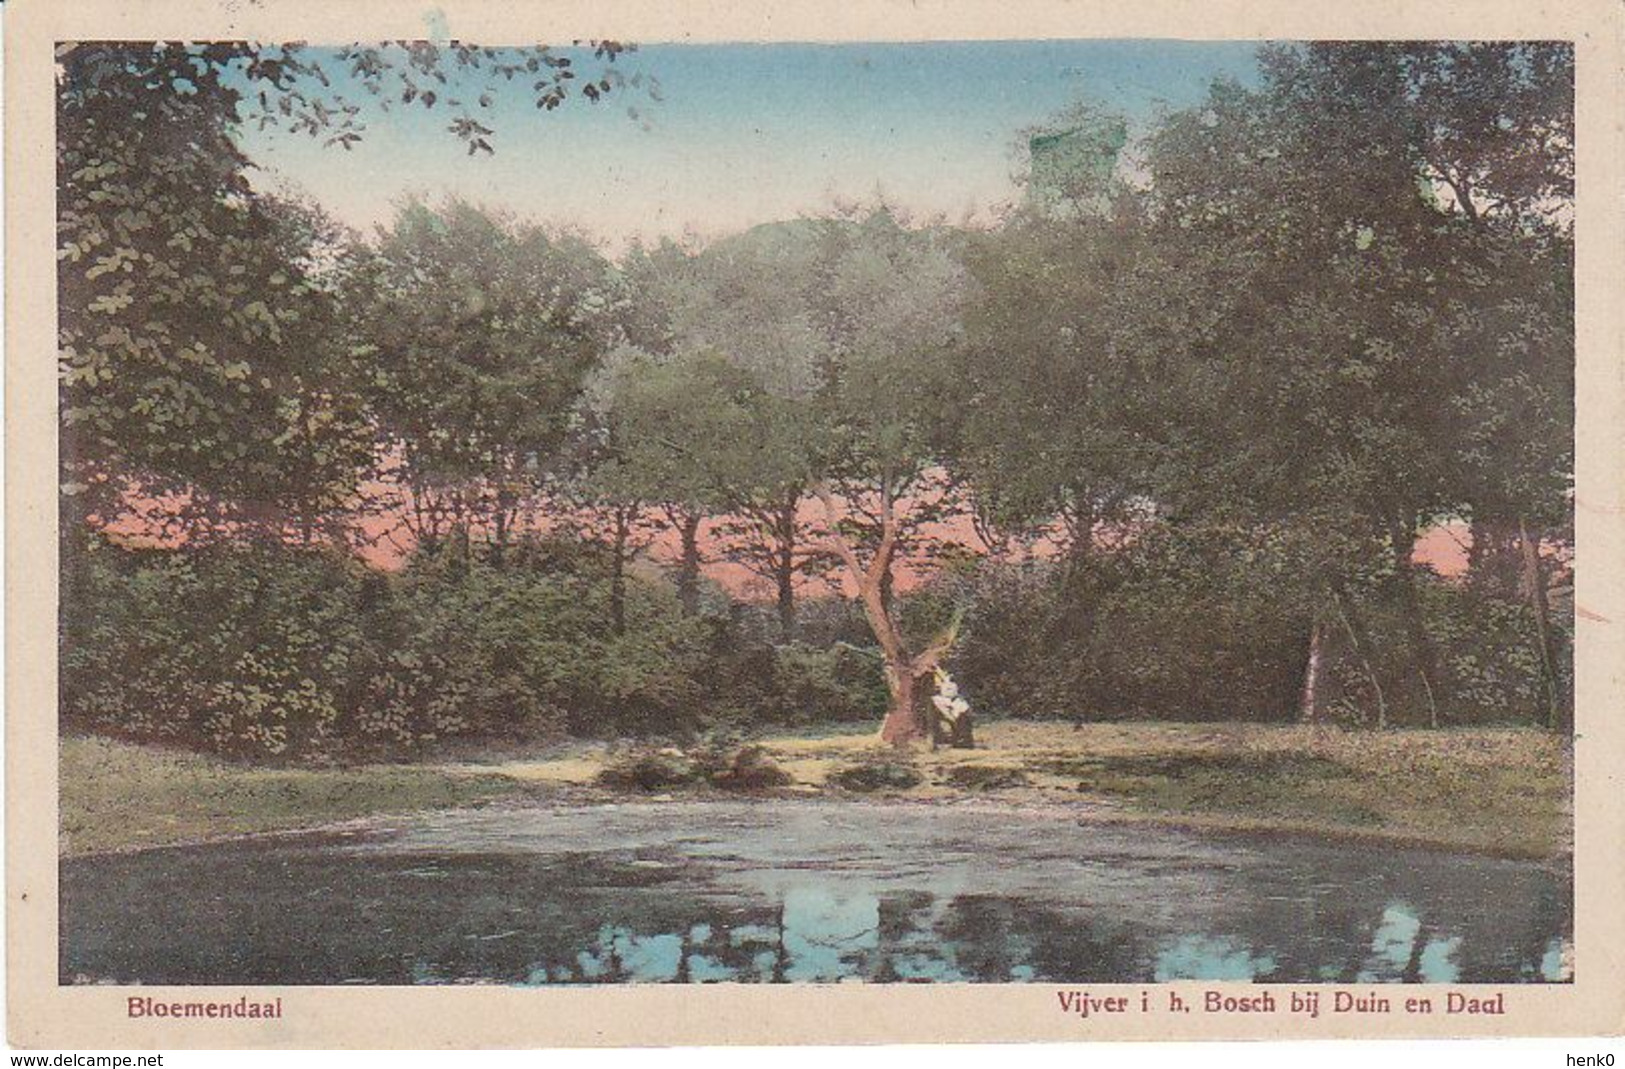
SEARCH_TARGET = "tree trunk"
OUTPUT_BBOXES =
[1333,586,1388,728]
[879,662,932,746]
[1468,514,1522,598]
[492,504,509,566]
[1061,493,1095,586]
[452,491,473,560]
[775,567,796,640]
[675,511,701,616]
[610,508,629,636]
[1299,615,1325,724]
[1390,516,1440,728]
[1518,515,1565,730]
[812,480,956,749]
[774,493,798,641]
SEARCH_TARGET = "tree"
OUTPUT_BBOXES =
[941,162,1198,727]
[1140,42,1574,727]
[59,48,373,537]
[603,347,813,617]
[358,198,625,559]
[796,209,974,746]
[58,41,637,541]
[945,108,1161,627]
[620,231,830,638]
[622,210,973,743]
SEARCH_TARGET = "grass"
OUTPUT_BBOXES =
[60,720,1572,861]
[745,720,1570,859]
[59,735,528,857]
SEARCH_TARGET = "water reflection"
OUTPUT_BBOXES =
[501,890,1565,986]
[1154,935,1277,982]
[59,801,1573,986]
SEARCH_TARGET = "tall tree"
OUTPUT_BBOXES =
[604,346,812,617]
[1141,42,1574,726]
[622,230,830,638]
[359,198,624,559]
[799,209,973,745]
[58,41,637,541]
[946,108,1161,579]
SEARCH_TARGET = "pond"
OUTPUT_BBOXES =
[60,799,1571,985]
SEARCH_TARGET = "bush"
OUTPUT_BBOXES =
[596,742,791,792]
[1333,574,1566,727]
[941,764,1029,791]
[946,528,1306,723]
[676,599,887,731]
[766,642,888,725]
[706,744,793,791]
[829,760,923,792]
[939,523,1566,729]
[60,534,716,758]
[596,748,701,791]
[373,546,712,744]
[60,538,373,758]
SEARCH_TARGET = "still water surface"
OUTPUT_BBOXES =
[60,800,1571,985]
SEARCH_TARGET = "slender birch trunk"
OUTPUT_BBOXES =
[1299,615,1325,724]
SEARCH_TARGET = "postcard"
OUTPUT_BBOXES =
[7,0,1624,1049]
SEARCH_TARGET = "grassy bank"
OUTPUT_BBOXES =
[60,721,1571,860]
[59,735,528,857]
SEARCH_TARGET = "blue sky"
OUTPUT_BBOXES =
[238,40,1264,249]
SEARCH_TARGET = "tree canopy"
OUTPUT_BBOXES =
[58,40,1576,752]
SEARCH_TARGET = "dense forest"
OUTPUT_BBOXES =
[57,41,1574,759]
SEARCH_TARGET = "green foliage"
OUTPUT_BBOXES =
[58,41,635,537]
[59,79,375,519]
[595,742,791,792]
[598,347,811,512]
[948,527,1307,723]
[596,748,703,791]
[61,538,374,757]
[944,205,1155,547]
[829,761,924,792]
[364,200,623,486]
[60,535,715,757]
[766,643,890,725]
[55,41,1576,753]
[1320,574,1568,727]
[942,526,1564,728]
[359,199,629,552]
[362,542,714,742]
[665,606,886,730]
[1140,43,1573,541]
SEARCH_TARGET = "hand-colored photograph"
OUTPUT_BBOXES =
[55,36,1574,987]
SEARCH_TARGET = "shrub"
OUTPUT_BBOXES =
[60,537,373,758]
[596,748,701,791]
[946,530,1305,724]
[59,534,715,758]
[940,526,1566,729]
[706,744,793,791]
[767,642,888,725]
[941,764,1029,791]
[829,760,923,792]
[360,543,713,745]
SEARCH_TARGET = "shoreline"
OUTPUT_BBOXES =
[60,780,1573,868]
[60,722,1572,864]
